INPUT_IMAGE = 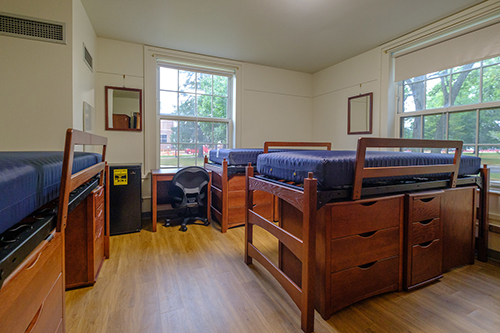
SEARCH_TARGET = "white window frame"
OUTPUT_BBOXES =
[156,62,234,169]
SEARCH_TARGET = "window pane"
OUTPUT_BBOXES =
[213,122,227,144]
[197,95,212,117]
[482,63,500,103]
[159,91,178,115]
[197,73,212,94]
[213,97,227,118]
[479,108,500,144]
[448,110,476,144]
[197,122,212,143]
[159,67,178,91]
[426,76,450,109]
[160,143,178,168]
[483,56,500,66]
[179,144,196,166]
[452,68,480,106]
[452,62,480,73]
[179,93,195,116]
[423,114,446,140]
[179,70,196,92]
[401,116,421,139]
[179,121,196,143]
[160,120,178,143]
[403,81,425,112]
[214,75,228,96]
[479,146,500,181]
[196,144,209,165]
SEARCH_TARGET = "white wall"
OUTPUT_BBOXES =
[312,48,381,150]
[240,64,313,147]
[0,0,73,151]
[72,0,96,133]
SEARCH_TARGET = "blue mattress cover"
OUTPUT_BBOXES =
[0,152,102,235]
[256,150,482,190]
[209,148,286,165]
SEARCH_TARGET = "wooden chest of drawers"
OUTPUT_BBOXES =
[65,185,106,289]
[280,194,404,319]
[0,231,64,333]
[404,191,443,290]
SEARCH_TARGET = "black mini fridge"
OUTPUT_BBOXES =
[109,164,142,235]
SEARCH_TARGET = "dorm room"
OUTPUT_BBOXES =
[3,0,500,332]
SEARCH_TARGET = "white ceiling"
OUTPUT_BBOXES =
[81,0,484,73]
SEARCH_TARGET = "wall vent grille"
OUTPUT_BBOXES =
[0,13,65,44]
[83,44,93,72]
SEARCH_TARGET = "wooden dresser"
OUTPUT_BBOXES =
[280,194,404,320]
[0,231,64,333]
[404,191,443,290]
[65,186,106,289]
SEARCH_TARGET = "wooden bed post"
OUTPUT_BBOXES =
[301,172,316,333]
[222,158,229,233]
[477,165,490,262]
[245,163,254,265]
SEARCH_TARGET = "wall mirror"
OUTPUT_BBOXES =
[105,86,142,131]
[347,92,373,135]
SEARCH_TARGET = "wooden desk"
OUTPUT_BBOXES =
[151,168,211,232]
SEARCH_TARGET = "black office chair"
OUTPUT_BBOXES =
[165,166,210,232]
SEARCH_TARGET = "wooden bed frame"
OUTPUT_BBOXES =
[204,142,332,233]
[0,129,107,333]
[244,137,489,333]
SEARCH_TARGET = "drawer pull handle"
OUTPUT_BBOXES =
[358,261,377,269]
[96,228,103,239]
[26,252,42,270]
[418,197,435,203]
[359,230,377,238]
[418,240,434,248]
[360,201,377,207]
[96,208,104,218]
[417,218,435,226]
[25,302,43,332]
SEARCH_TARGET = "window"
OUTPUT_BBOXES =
[397,56,500,182]
[158,65,232,168]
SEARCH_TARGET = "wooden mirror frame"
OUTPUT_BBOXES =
[347,92,373,135]
[105,86,142,131]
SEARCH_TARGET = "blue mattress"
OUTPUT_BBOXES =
[256,150,482,190]
[0,152,102,235]
[209,148,284,166]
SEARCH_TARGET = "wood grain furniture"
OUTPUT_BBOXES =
[245,138,489,333]
[112,114,131,129]
[151,168,211,232]
[65,185,106,289]
[404,190,443,290]
[205,142,332,233]
[0,129,107,333]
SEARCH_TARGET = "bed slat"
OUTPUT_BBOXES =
[247,243,302,308]
[248,210,303,261]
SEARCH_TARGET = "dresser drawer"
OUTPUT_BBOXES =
[330,256,399,313]
[331,227,400,272]
[411,239,442,286]
[95,203,105,231]
[30,273,63,333]
[228,190,272,207]
[331,195,403,238]
[411,217,441,245]
[0,231,62,333]
[410,193,441,222]
[228,203,273,225]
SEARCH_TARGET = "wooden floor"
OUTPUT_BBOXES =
[66,220,500,333]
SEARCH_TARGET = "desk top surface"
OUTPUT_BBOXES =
[151,168,183,176]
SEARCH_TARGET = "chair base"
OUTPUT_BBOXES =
[165,216,209,232]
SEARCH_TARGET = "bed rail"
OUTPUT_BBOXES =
[263,141,331,153]
[352,137,463,200]
[245,164,316,333]
[57,129,107,232]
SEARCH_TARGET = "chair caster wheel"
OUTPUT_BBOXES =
[165,220,171,227]
[179,225,187,232]
[204,220,210,226]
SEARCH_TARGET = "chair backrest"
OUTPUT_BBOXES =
[169,166,210,208]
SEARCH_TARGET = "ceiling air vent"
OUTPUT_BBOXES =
[83,43,93,72]
[0,12,65,44]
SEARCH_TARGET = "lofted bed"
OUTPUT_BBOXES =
[0,129,108,333]
[244,137,489,333]
[204,143,332,232]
